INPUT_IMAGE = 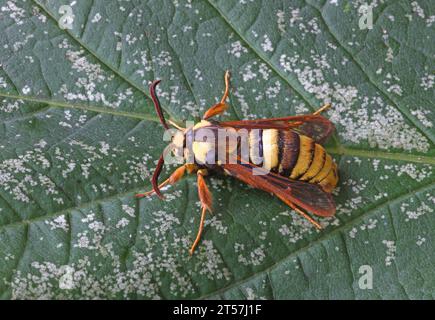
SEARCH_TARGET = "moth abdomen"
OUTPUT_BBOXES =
[246,128,338,193]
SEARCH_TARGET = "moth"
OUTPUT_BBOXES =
[136,71,338,255]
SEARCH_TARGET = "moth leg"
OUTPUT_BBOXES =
[135,165,186,198]
[283,199,322,230]
[203,71,231,120]
[220,70,231,104]
[189,169,212,255]
[313,103,331,115]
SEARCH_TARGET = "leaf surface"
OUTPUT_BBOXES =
[0,0,434,299]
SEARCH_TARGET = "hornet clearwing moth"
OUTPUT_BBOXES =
[136,71,338,255]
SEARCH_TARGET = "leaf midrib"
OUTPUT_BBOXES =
[1,91,434,165]
[0,92,159,122]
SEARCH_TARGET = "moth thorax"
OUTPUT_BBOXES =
[192,121,215,164]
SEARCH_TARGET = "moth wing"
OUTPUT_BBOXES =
[223,163,336,217]
[219,115,334,144]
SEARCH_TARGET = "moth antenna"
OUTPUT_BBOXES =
[150,80,170,130]
[151,154,165,199]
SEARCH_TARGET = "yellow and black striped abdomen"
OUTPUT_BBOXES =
[248,129,338,193]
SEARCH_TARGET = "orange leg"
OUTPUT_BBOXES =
[136,165,186,198]
[203,71,231,120]
[313,103,331,115]
[189,169,213,255]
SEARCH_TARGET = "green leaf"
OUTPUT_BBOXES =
[0,0,434,299]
